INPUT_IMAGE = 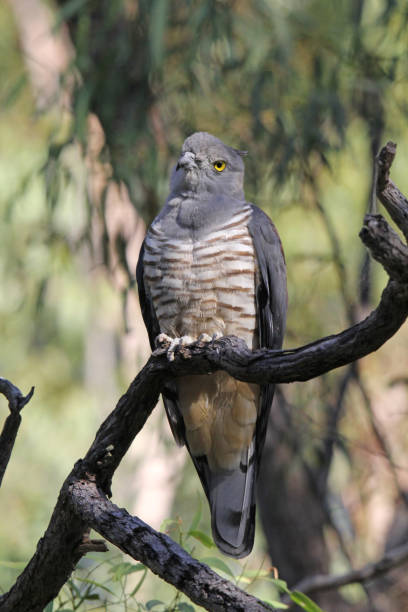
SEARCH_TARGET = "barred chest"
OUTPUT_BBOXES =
[143,204,259,348]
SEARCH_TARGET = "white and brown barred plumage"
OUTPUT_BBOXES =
[137,132,287,557]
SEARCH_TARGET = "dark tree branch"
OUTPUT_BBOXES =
[0,378,34,487]
[292,540,408,596]
[2,142,408,611]
[376,141,408,242]
[0,463,276,611]
[359,214,408,282]
[71,479,275,612]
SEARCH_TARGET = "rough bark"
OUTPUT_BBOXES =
[376,141,408,242]
[71,479,276,612]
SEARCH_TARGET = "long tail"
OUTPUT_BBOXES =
[208,442,257,558]
[166,373,273,557]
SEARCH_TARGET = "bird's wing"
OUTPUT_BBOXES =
[247,203,287,466]
[136,240,160,350]
[136,240,186,446]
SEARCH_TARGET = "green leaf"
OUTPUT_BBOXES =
[200,556,235,578]
[188,530,214,549]
[146,600,164,610]
[290,591,325,612]
[238,568,272,579]
[160,518,181,532]
[109,561,146,580]
[129,568,148,596]
[74,576,115,596]
[187,498,202,534]
[176,604,196,612]
[43,603,53,612]
[271,578,291,595]
[66,579,81,598]
[262,600,289,610]
[83,593,100,600]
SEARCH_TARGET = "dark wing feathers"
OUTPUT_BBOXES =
[248,204,287,472]
[248,205,287,350]
[136,240,186,446]
[136,241,160,350]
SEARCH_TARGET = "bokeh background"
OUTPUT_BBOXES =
[1,1,408,610]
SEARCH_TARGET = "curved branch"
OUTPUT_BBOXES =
[71,479,275,612]
[2,142,408,611]
[153,278,407,386]
[292,540,408,595]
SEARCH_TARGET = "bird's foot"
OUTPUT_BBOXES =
[197,333,212,343]
[167,335,195,361]
[155,333,173,349]
[155,333,194,361]
[155,332,223,361]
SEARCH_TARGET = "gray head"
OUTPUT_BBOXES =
[169,132,247,200]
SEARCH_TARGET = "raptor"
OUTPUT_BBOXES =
[137,132,287,557]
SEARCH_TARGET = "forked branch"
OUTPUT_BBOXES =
[1,142,408,612]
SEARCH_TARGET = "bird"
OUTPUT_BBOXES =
[136,132,287,558]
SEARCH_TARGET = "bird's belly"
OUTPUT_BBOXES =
[144,215,258,348]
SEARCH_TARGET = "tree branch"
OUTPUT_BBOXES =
[0,378,34,487]
[291,540,408,596]
[71,478,275,612]
[376,141,408,242]
[2,141,408,611]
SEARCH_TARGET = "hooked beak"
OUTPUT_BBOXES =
[176,151,197,171]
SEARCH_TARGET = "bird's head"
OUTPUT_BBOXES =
[170,132,247,199]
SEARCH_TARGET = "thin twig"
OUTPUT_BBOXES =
[292,540,408,595]
[0,378,34,487]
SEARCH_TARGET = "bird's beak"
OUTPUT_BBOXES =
[176,151,197,171]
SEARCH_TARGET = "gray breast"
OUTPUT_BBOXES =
[143,205,258,348]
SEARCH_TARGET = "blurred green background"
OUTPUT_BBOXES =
[1,1,408,610]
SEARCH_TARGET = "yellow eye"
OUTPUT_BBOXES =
[213,160,226,172]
